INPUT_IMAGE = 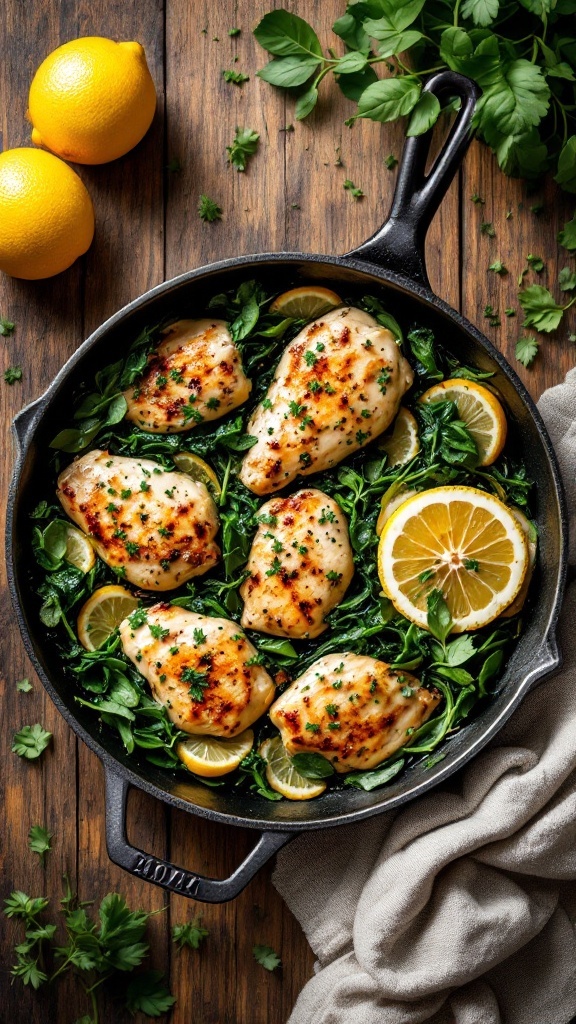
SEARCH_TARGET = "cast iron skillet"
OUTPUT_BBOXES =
[7,71,568,903]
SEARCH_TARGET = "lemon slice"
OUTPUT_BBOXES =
[419,379,507,467]
[378,406,420,467]
[378,485,529,633]
[173,452,221,496]
[259,736,327,800]
[64,524,95,573]
[269,286,342,320]
[500,507,537,618]
[77,585,139,651]
[177,729,254,777]
[376,487,418,536]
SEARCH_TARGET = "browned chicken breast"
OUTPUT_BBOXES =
[57,450,219,590]
[119,604,275,737]
[269,653,440,772]
[240,489,354,639]
[239,306,413,495]
[123,319,251,433]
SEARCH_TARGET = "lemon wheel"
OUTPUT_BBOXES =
[64,524,96,573]
[378,486,529,633]
[378,406,420,467]
[419,379,507,467]
[177,730,254,777]
[172,452,221,497]
[500,508,538,618]
[269,286,342,320]
[77,585,139,651]
[260,736,327,800]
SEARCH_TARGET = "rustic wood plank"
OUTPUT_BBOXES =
[461,138,575,401]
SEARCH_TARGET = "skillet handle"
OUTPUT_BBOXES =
[344,70,480,287]
[105,767,294,903]
[12,396,46,451]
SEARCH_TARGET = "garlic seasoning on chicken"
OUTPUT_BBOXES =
[240,306,413,495]
[240,489,354,639]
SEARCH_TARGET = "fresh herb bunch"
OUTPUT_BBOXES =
[33,280,533,797]
[253,4,576,192]
[3,882,175,1020]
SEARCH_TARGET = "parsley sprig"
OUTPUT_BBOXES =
[254,5,576,193]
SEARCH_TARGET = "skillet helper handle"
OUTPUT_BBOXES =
[105,767,294,903]
[346,70,480,287]
[12,396,46,452]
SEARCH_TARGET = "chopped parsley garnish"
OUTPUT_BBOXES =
[181,667,209,702]
[120,489,132,499]
[304,350,317,366]
[262,397,273,410]
[401,685,415,698]
[206,396,221,410]
[197,194,222,223]
[158,526,171,537]
[377,369,390,393]
[327,722,341,730]
[106,503,119,513]
[0,316,15,336]
[343,179,364,200]
[193,628,206,645]
[288,400,305,417]
[319,508,336,524]
[170,367,184,383]
[169,645,180,655]
[124,541,140,556]
[299,452,312,467]
[385,154,398,170]
[418,569,435,583]
[3,366,22,384]
[266,557,282,577]
[160,559,171,571]
[223,68,249,85]
[140,481,150,492]
[464,558,479,571]
[257,512,277,527]
[326,570,342,582]
[227,126,260,172]
[481,222,496,237]
[325,704,338,716]
[309,380,322,393]
[113,528,127,540]
[355,429,369,445]
[149,623,170,640]
[305,722,320,733]
[332,680,342,689]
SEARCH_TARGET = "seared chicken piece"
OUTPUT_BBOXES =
[240,306,413,495]
[123,319,251,433]
[240,489,353,639]
[57,450,219,590]
[269,653,440,772]
[119,604,275,737]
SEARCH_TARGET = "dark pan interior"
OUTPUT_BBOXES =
[8,253,567,832]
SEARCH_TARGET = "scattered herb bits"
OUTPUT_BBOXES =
[198,195,223,222]
[227,127,260,171]
[253,945,281,971]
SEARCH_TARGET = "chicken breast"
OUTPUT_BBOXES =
[269,653,440,772]
[239,306,413,495]
[119,604,275,737]
[57,450,219,590]
[240,489,353,639]
[123,319,251,433]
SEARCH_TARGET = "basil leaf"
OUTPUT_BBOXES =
[258,55,320,88]
[478,649,504,696]
[370,28,422,59]
[105,394,128,426]
[337,65,378,102]
[254,11,323,58]
[407,326,443,380]
[332,12,371,51]
[231,296,260,341]
[357,76,421,123]
[363,0,426,33]
[290,752,335,778]
[407,91,441,136]
[296,85,319,120]
[334,51,368,74]
[344,757,405,791]
[435,665,475,686]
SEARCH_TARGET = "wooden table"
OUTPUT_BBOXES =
[1,2,574,1022]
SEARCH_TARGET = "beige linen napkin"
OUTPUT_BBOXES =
[274,369,576,1024]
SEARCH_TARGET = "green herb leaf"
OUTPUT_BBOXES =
[258,54,320,87]
[253,944,281,971]
[518,285,565,332]
[356,76,421,124]
[296,85,319,119]
[17,678,33,693]
[198,195,222,222]
[223,68,250,85]
[555,136,576,193]
[4,365,22,384]
[343,178,364,199]
[461,0,500,27]
[124,970,176,1016]
[28,825,52,862]
[515,337,539,367]
[254,11,322,58]
[559,267,576,292]
[558,213,576,252]
[12,724,52,760]
[344,757,405,791]
[226,127,260,171]
[172,919,209,950]
[290,752,335,778]
[427,590,453,644]
[0,316,15,336]
[407,91,441,136]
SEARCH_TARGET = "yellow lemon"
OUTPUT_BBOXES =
[377,485,529,633]
[259,736,327,800]
[177,730,254,778]
[270,286,342,319]
[28,37,157,165]
[77,585,139,651]
[419,379,507,467]
[0,148,94,279]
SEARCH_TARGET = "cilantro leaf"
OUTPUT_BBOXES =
[253,944,282,971]
[473,59,550,138]
[28,825,52,862]
[518,285,565,332]
[124,970,176,1016]
[17,678,33,692]
[461,0,500,27]
[426,590,453,644]
[343,179,364,199]
[559,267,576,292]
[558,213,576,252]
[12,724,52,760]
[515,337,539,368]
[222,68,249,85]
[0,316,15,336]
[488,260,507,274]
[172,919,209,950]
[198,195,222,222]
[226,127,260,171]
[4,365,22,384]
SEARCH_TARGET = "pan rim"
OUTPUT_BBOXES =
[6,249,569,832]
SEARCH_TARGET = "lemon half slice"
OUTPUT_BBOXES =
[378,406,420,467]
[419,379,507,466]
[177,730,254,777]
[77,585,139,651]
[173,452,221,497]
[378,485,529,633]
[269,286,342,320]
[260,736,327,800]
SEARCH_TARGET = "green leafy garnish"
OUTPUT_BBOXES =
[253,944,281,971]
[4,365,22,384]
[17,678,33,692]
[28,825,52,862]
[198,195,222,222]
[0,316,15,336]
[290,752,335,779]
[226,127,260,171]
[515,337,540,368]
[12,724,52,760]
[172,919,209,950]
[223,68,249,85]
[343,178,364,200]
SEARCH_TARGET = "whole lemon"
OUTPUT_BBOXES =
[28,37,157,165]
[0,148,94,279]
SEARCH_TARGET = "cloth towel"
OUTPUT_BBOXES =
[273,368,576,1024]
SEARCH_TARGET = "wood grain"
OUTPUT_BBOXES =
[0,2,573,1023]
